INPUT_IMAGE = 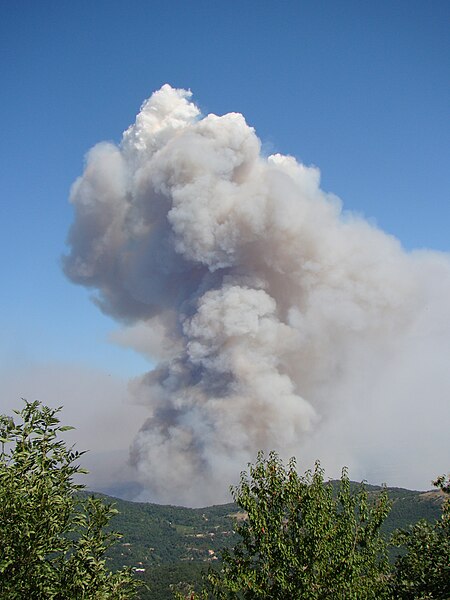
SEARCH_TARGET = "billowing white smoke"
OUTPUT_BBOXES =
[64,85,450,505]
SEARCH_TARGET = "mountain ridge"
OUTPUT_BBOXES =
[81,482,445,600]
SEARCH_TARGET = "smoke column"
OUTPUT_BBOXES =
[64,85,450,505]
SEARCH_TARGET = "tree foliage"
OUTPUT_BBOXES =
[203,451,392,600]
[390,475,450,599]
[0,400,139,600]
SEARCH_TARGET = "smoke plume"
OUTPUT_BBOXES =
[64,85,450,505]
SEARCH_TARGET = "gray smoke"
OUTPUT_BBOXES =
[64,85,450,505]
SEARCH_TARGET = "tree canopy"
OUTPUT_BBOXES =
[390,475,449,599]
[0,400,139,600]
[203,451,392,600]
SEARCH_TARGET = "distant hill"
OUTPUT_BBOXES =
[86,484,444,600]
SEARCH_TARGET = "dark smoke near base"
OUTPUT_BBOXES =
[64,85,450,506]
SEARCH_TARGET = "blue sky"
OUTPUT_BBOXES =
[0,1,449,493]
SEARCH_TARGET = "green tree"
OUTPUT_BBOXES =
[202,452,391,600]
[0,400,139,600]
[390,475,450,600]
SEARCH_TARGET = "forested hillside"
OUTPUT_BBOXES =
[93,485,444,600]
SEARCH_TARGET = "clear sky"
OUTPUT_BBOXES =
[0,1,449,497]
